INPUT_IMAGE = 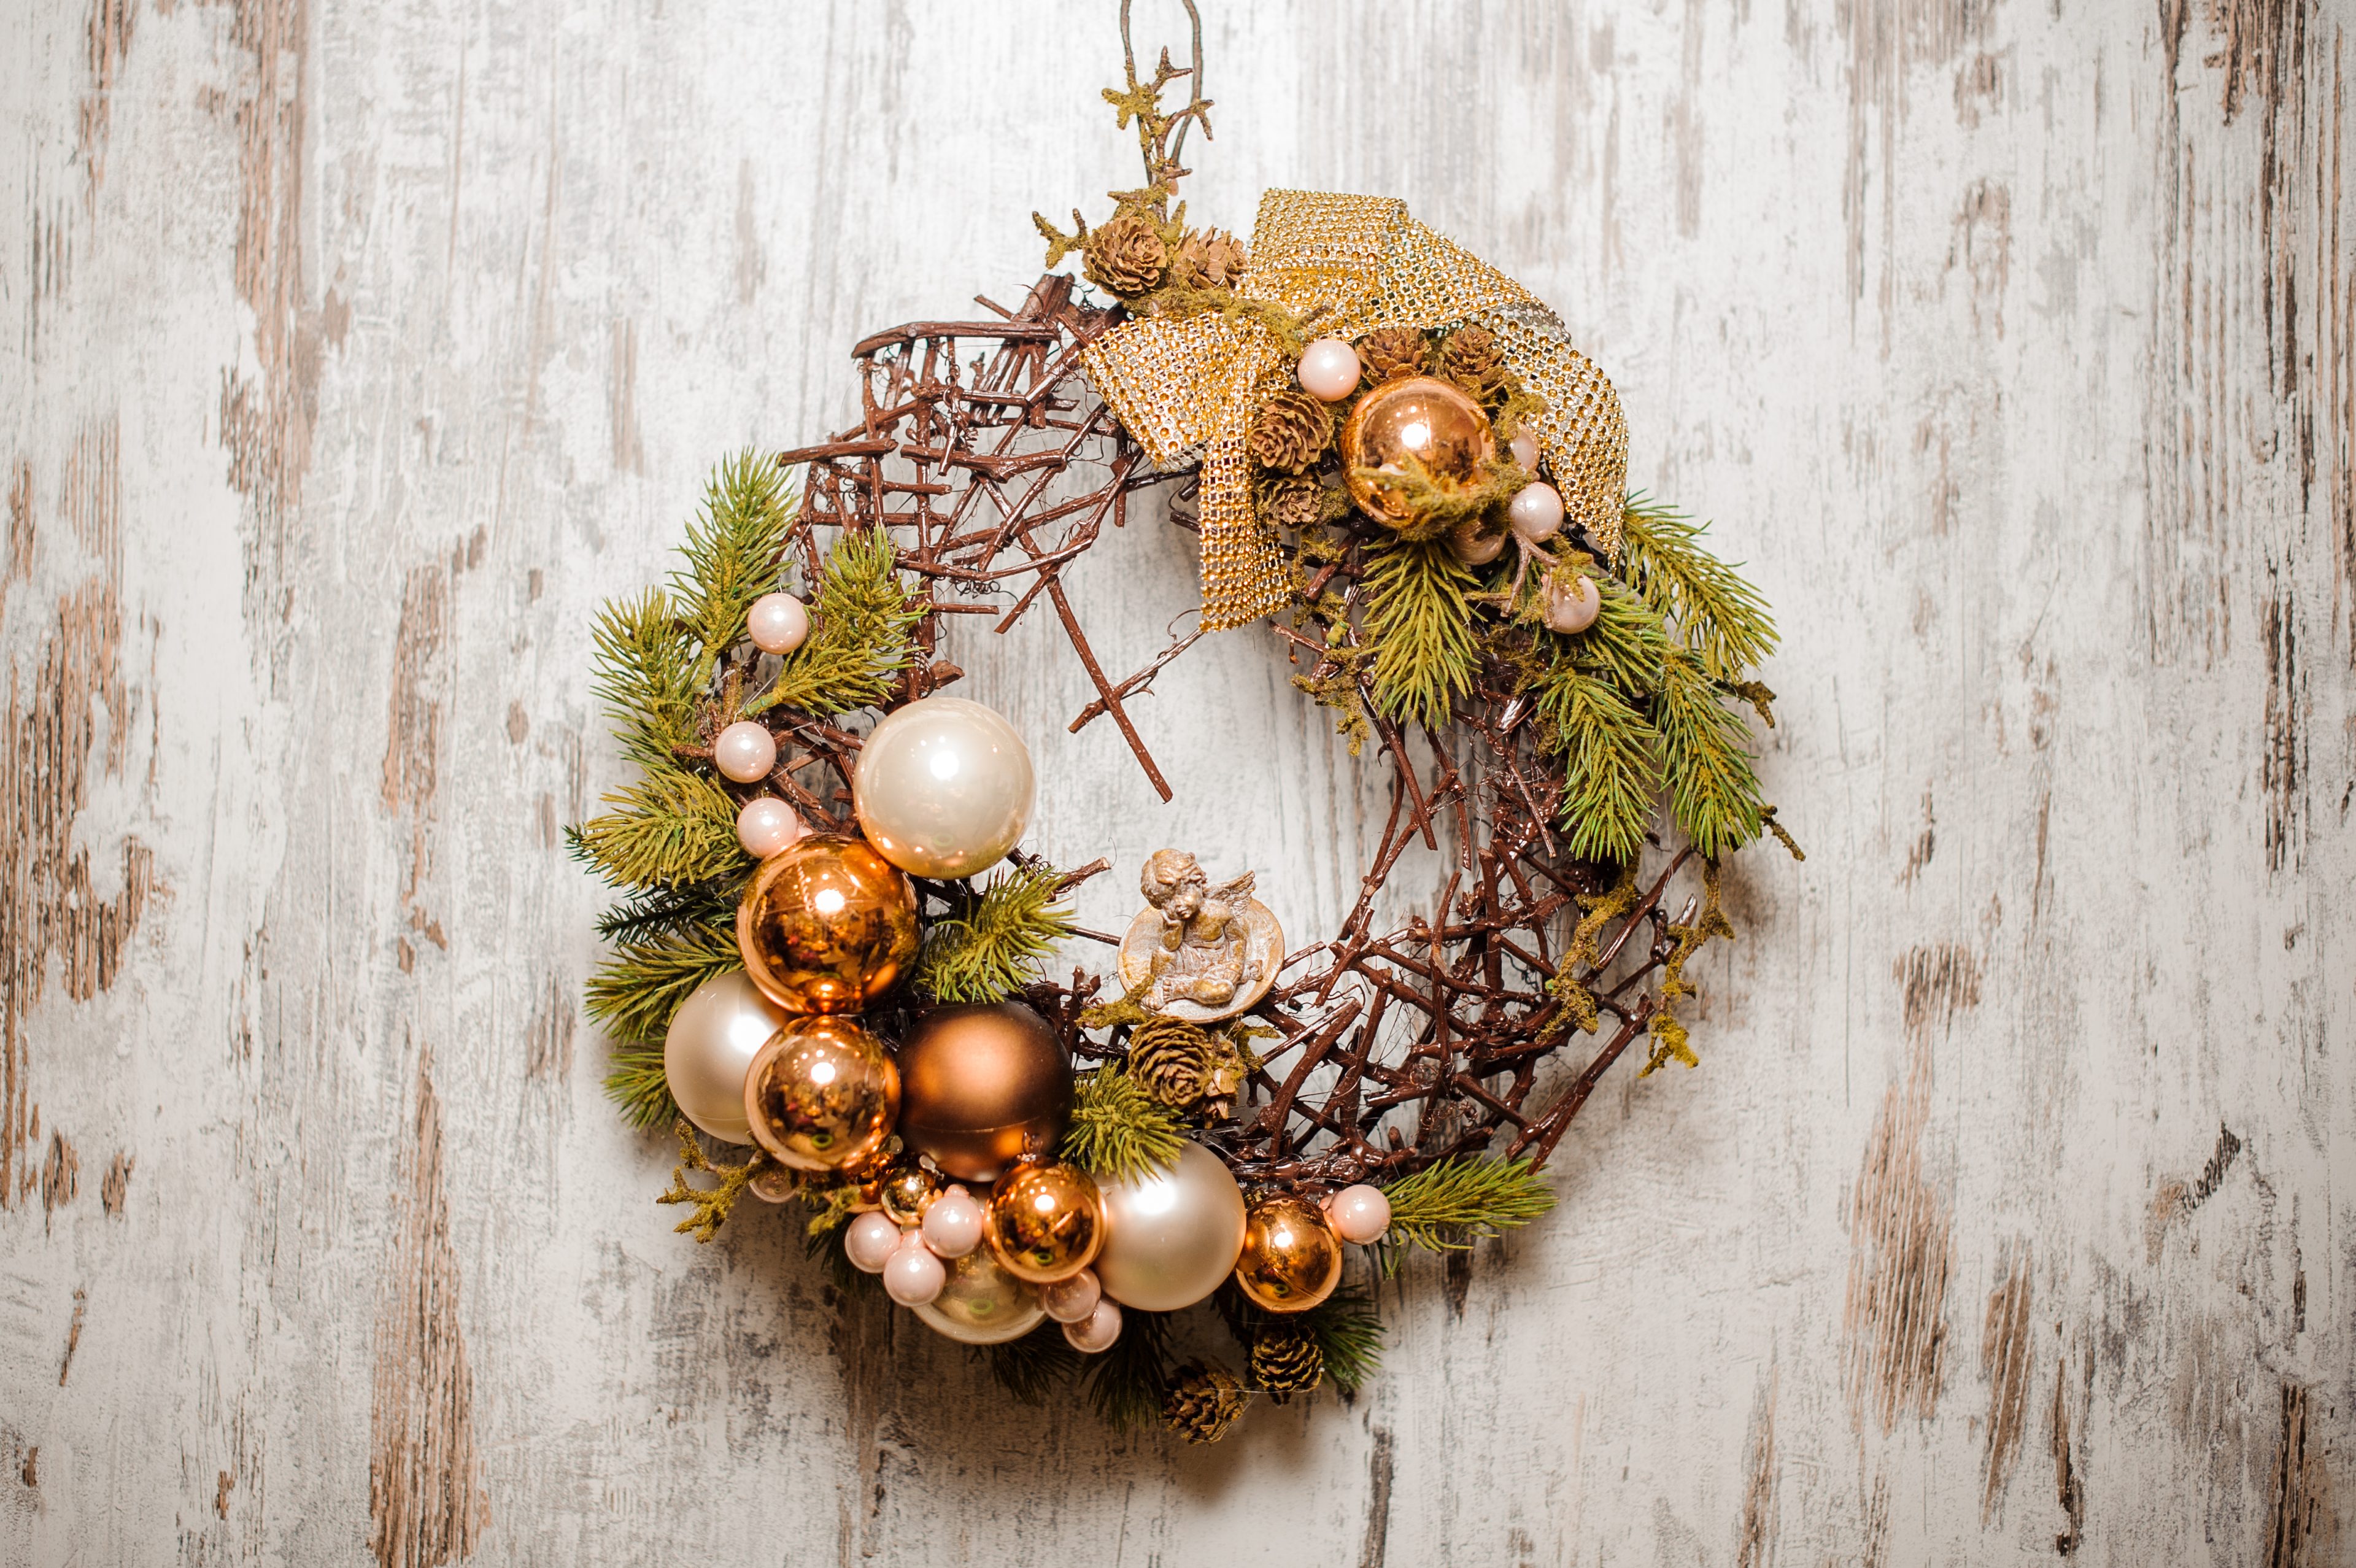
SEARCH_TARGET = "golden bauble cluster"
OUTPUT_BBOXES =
[743,1015,900,1173]
[1232,1194,1345,1313]
[736,833,919,1014]
[895,1002,1073,1183]
[985,1162,1105,1284]
[1338,375,1494,527]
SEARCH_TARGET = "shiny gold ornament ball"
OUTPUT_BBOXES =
[735,833,920,1014]
[741,1014,900,1173]
[985,1162,1105,1284]
[910,1245,1049,1345]
[1340,375,1494,527]
[1232,1194,1345,1313]
[895,1002,1073,1183]
[876,1163,943,1227]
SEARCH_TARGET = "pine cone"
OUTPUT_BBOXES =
[1358,327,1430,383]
[1251,1322,1326,1407]
[1257,474,1328,531]
[1440,325,1510,401]
[1084,214,1169,298]
[1129,1017,1214,1108]
[1162,1361,1251,1443]
[1173,228,1249,290]
[1246,388,1330,474]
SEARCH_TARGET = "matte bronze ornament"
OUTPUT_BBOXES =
[1232,1194,1344,1313]
[985,1162,1105,1284]
[1340,375,1495,527]
[736,833,920,1013]
[742,1015,900,1173]
[894,1002,1073,1183]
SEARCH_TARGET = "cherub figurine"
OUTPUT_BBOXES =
[1116,849,1284,1022]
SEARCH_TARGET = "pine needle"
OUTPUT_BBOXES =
[570,768,746,889]
[584,914,741,1045]
[1362,536,1478,730]
[1378,1156,1556,1265]
[1619,495,1779,680]
[672,450,796,688]
[982,1325,1085,1405]
[1565,568,1670,696]
[1653,648,1765,859]
[590,586,700,768]
[593,879,741,943]
[1060,1068,1185,1184]
[1531,658,1660,863]
[604,1042,678,1129]
[1301,1286,1386,1394]
[746,528,923,719]
[1084,1304,1176,1431]
[915,863,1076,1003]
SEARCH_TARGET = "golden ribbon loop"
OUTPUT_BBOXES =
[1083,189,1629,630]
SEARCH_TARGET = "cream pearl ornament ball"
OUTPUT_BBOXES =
[1508,431,1540,471]
[735,796,805,860]
[921,1186,985,1259]
[1040,1267,1103,1324]
[844,1210,902,1273]
[1063,1297,1122,1354]
[1325,1183,1392,1245]
[883,1232,948,1305]
[1091,1141,1248,1312]
[852,696,1035,879]
[1507,481,1566,544]
[714,720,778,783]
[1544,573,1603,635]
[746,592,809,655]
[662,970,789,1143]
[1297,336,1362,401]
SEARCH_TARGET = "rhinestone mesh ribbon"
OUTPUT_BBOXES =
[1082,189,1629,630]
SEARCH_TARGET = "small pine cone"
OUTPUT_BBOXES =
[1162,1361,1251,1443]
[1357,326,1431,383]
[1174,228,1249,289]
[1129,1017,1214,1108]
[1258,474,1329,531]
[1251,1322,1326,1407]
[1084,214,1170,298]
[1439,325,1510,401]
[1246,387,1331,474]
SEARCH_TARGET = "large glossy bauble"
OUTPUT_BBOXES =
[736,833,919,1013]
[742,1015,900,1173]
[662,970,789,1143]
[910,1245,1048,1345]
[895,1002,1073,1183]
[852,697,1035,879]
[1092,1142,1248,1312]
[1233,1194,1345,1313]
[1340,375,1494,527]
[985,1162,1104,1284]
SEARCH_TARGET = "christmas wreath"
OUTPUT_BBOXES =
[573,10,1796,1443]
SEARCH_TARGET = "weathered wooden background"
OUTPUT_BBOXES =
[4,0,2351,1562]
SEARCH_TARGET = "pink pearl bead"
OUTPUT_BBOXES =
[735,796,805,859]
[1508,431,1539,471]
[1297,337,1362,401]
[1448,522,1507,566]
[747,1167,797,1204]
[746,592,809,655]
[1508,481,1565,544]
[1544,574,1602,635]
[883,1234,947,1305]
[1040,1267,1103,1325]
[1062,1297,1122,1354]
[921,1186,984,1259]
[1325,1183,1392,1245]
[844,1210,902,1273]
[713,720,777,783]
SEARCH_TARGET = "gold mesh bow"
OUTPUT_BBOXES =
[1083,189,1629,630]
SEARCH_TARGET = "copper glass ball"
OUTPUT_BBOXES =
[910,1245,1049,1345]
[1232,1194,1345,1313]
[876,1164,943,1227]
[742,1015,900,1173]
[1340,375,1494,527]
[735,833,919,1013]
[895,1002,1073,1183]
[985,1162,1105,1284]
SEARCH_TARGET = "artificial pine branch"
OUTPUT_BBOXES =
[1532,657,1660,863]
[746,527,922,719]
[590,586,699,768]
[1362,535,1478,730]
[1619,495,1779,679]
[1215,1280,1386,1396]
[673,450,796,690]
[604,1043,677,1130]
[593,879,741,943]
[585,914,740,1045]
[1653,648,1766,858]
[1060,1068,1185,1183]
[983,1325,1085,1406]
[1084,1303,1176,1431]
[570,768,745,889]
[916,863,1076,1003]
[1377,1156,1556,1265]
[1564,566,1671,696]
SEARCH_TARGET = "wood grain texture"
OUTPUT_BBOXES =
[2,1,2351,1562]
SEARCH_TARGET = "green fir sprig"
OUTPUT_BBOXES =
[585,915,740,1048]
[569,768,744,890]
[1529,657,1659,863]
[1362,536,1478,730]
[916,863,1077,1003]
[1060,1068,1185,1183]
[745,527,922,719]
[1217,1281,1387,1396]
[1653,647,1766,858]
[983,1326,1086,1406]
[590,587,699,768]
[1084,1303,1177,1431]
[673,452,797,690]
[1619,495,1779,680]
[1377,1156,1556,1268]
